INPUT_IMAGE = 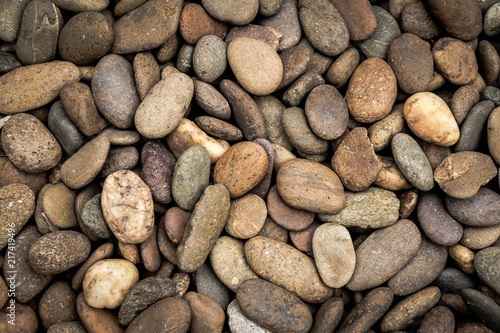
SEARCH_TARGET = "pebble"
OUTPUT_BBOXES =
[194,262,231,310]
[237,278,313,333]
[0,0,31,43]
[213,141,268,198]
[484,3,500,37]
[449,243,475,274]
[76,292,125,333]
[16,0,62,65]
[326,48,359,89]
[1,302,39,333]
[118,277,177,325]
[226,194,267,239]
[92,54,140,129]
[227,299,272,333]
[346,219,421,291]
[312,224,355,288]
[98,128,141,146]
[283,72,325,107]
[72,243,114,291]
[202,0,258,25]
[258,217,289,243]
[249,138,275,198]
[135,72,193,139]
[488,107,500,164]
[338,287,394,333]
[0,184,35,250]
[451,85,481,125]
[277,158,345,214]
[299,0,348,56]
[388,237,448,296]
[477,40,500,85]
[99,146,139,177]
[28,231,90,275]
[368,104,404,152]
[277,44,311,89]
[374,155,413,191]
[179,3,228,44]
[177,184,230,272]
[387,33,434,94]
[417,306,455,333]
[289,221,319,254]
[47,322,87,333]
[193,79,231,120]
[48,102,86,156]
[282,107,329,154]
[225,24,282,51]
[461,288,500,332]
[318,187,400,229]
[401,1,441,40]
[456,100,496,152]
[0,51,22,74]
[417,192,463,246]
[227,37,282,96]
[245,236,333,303]
[193,35,227,83]
[267,185,314,231]
[432,37,478,85]
[112,0,182,54]
[331,0,376,41]
[2,113,62,173]
[456,322,496,333]
[195,116,243,141]
[474,247,500,295]
[311,297,343,333]
[164,207,190,245]
[380,286,441,332]
[139,224,161,272]
[392,133,434,191]
[101,170,155,243]
[446,187,500,227]
[42,183,77,229]
[434,152,497,199]
[51,0,109,12]
[357,6,400,59]
[426,0,482,40]
[0,61,80,114]
[176,44,194,73]
[141,140,176,204]
[346,57,397,123]
[433,267,476,294]
[184,291,225,333]
[134,52,161,101]
[59,11,113,65]
[39,281,77,330]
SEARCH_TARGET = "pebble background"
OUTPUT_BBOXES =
[0,0,499,332]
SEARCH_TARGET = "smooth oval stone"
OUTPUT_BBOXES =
[387,33,433,94]
[289,221,319,254]
[347,219,421,291]
[98,128,141,146]
[92,54,139,129]
[193,80,231,120]
[477,40,500,86]
[28,231,90,275]
[237,279,313,333]
[61,136,110,189]
[177,184,230,272]
[1,113,62,173]
[326,48,359,89]
[213,141,269,198]
[475,247,500,295]
[357,6,401,59]
[195,116,243,142]
[228,299,272,333]
[48,101,86,156]
[0,184,35,250]
[179,3,228,44]
[254,96,291,150]
[392,133,434,191]
[485,3,500,37]
[330,0,376,41]
[172,145,210,210]
[135,73,193,139]
[338,287,394,333]
[118,277,177,325]
[0,158,47,196]
[194,262,231,310]
[83,259,139,310]
[380,286,441,332]
[434,152,497,199]
[0,51,22,74]
[77,292,125,333]
[126,296,190,333]
[277,158,344,214]
[434,267,476,293]
[283,72,325,107]
[461,289,500,332]
[417,192,463,246]
[388,237,448,296]
[318,187,399,229]
[16,0,63,65]
[401,1,441,40]
[81,194,113,239]
[259,0,301,51]
[311,297,343,333]
[374,155,413,191]
[0,61,80,114]
[210,236,258,291]
[368,104,404,152]
[298,0,349,56]
[220,79,267,140]
[134,52,161,101]
[164,207,190,245]
[202,0,258,25]
[59,11,113,65]
[456,322,495,333]
[489,107,500,165]
[312,224,355,288]
[346,57,397,123]
[0,0,31,42]
[176,44,194,73]
[42,182,77,229]
[5,226,52,303]
[226,194,267,239]
[72,243,114,291]
[417,306,455,333]
[282,107,328,154]
[305,84,348,140]
[141,140,176,204]
[51,0,109,11]
[193,35,227,83]
[47,322,87,333]
[446,187,500,227]
[432,38,478,85]
[183,292,225,333]
[456,100,496,152]
[227,37,282,96]
[267,185,314,231]
[426,0,482,40]
[99,146,139,178]
[39,281,77,330]
[278,44,313,89]
[466,224,500,249]
[331,127,383,191]
[245,236,333,303]
[102,170,154,244]
[225,24,282,51]
[451,85,480,126]
[112,0,182,54]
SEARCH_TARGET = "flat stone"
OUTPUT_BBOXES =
[433,267,476,294]
[417,306,455,333]
[282,107,329,154]
[141,140,176,204]
[193,79,231,120]
[456,100,496,152]
[357,6,400,59]
[461,288,500,332]
[259,0,301,51]
[179,3,228,44]
[446,187,500,227]
[194,262,230,310]
[202,0,258,25]
[426,0,482,40]
[183,292,225,333]
[474,247,500,295]
[48,101,86,156]
[432,37,478,85]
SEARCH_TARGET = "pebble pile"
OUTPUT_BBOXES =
[0,0,500,332]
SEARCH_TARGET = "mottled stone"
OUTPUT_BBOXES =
[141,140,176,204]
[259,0,301,51]
[282,107,328,154]
[446,187,500,227]
[456,100,496,152]
[461,288,500,332]
[426,0,482,40]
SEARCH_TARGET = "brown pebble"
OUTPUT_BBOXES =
[133,52,161,101]
[267,185,314,231]
[179,3,228,45]
[39,281,77,330]
[72,243,114,291]
[164,207,191,245]
[289,221,320,255]
[140,225,161,272]
[184,292,225,333]
[77,293,124,333]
